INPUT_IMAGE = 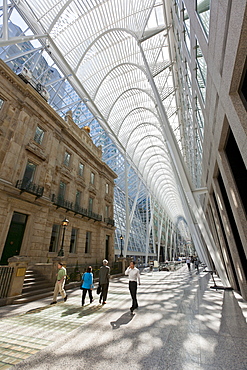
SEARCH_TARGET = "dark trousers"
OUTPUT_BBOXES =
[129,281,138,309]
[82,288,93,305]
[100,283,109,303]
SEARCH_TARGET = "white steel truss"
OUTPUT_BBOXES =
[0,0,230,286]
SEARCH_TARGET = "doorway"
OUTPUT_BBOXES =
[0,212,28,265]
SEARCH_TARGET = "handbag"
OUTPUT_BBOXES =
[97,283,101,295]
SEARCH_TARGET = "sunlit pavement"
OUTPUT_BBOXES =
[0,266,247,370]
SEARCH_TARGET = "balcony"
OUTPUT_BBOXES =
[16,180,44,198]
[51,194,102,222]
[104,217,115,226]
[88,210,102,222]
[51,194,73,211]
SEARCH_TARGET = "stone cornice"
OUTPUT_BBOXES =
[75,178,86,188]
[88,184,97,195]
[25,142,47,161]
[104,194,113,203]
[55,165,73,180]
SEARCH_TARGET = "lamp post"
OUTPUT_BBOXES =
[120,234,123,257]
[58,218,69,257]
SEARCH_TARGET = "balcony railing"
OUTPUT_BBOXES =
[88,210,102,222]
[51,194,102,221]
[104,217,115,226]
[51,194,73,211]
[16,180,44,197]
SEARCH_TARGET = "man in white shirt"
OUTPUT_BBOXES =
[186,257,191,271]
[125,261,141,313]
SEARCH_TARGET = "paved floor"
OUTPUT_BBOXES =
[0,265,247,370]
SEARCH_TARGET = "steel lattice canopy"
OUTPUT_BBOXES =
[14,0,185,221]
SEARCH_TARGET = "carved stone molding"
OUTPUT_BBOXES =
[104,194,112,203]
[55,165,73,180]
[25,143,47,161]
[75,178,86,188]
[88,184,97,195]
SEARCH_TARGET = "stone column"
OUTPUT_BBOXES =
[6,256,30,299]
[118,257,133,273]
[117,257,126,273]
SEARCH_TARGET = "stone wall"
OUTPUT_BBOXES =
[182,0,247,299]
[0,60,117,269]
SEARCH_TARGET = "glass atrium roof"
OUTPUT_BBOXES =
[9,0,185,221]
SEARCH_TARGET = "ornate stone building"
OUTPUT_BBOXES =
[0,60,117,269]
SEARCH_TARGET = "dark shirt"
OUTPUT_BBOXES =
[99,265,110,284]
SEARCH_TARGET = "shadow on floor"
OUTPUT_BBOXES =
[110,311,135,329]
[23,305,53,315]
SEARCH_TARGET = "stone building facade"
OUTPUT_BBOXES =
[185,0,247,299]
[0,60,117,269]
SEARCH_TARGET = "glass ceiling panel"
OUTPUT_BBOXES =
[12,0,185,221]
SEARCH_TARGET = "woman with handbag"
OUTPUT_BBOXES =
[81,266,94,306]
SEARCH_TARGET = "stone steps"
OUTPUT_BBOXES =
[11,269,54,304]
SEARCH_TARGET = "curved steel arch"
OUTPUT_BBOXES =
[47,0,74,34]
[106,87,157,122]
[126,134,166,160]
[144,162,176,190]
[147,177,178,213]
[139,149,171,173]
[116,107,160,137]
[145,163,174,188]
[176,215,188,227]
[145,162,172,188]
[124,122,163,150]
[152,176,179,198]
[93,62,148,100]
[75,27,139,73]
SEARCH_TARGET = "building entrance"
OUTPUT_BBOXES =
[0,212,28,265]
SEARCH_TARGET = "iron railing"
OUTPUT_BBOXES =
[87,210,102,222]
[51,194,74,211]
[104,217,115,226]
[51,194,102,221]
[0,266,14,298]
[16,180,44,197]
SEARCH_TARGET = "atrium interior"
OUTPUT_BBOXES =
[0,0,246,301]
[0,1,247,369]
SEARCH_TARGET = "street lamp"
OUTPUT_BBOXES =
[58,218,69,257]
[120,234,123,257]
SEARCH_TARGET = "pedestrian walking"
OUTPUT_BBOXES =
[50,262,67,304]
[194,258,200,273]
[99,259,110,304]
[125,261,141,313]
[186,257,191,271]
[81,266,94,306]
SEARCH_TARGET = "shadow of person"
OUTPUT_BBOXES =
[110,312,135,329]
[24,306,52,315]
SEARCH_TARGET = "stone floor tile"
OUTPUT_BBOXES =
[0,267,245,370]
